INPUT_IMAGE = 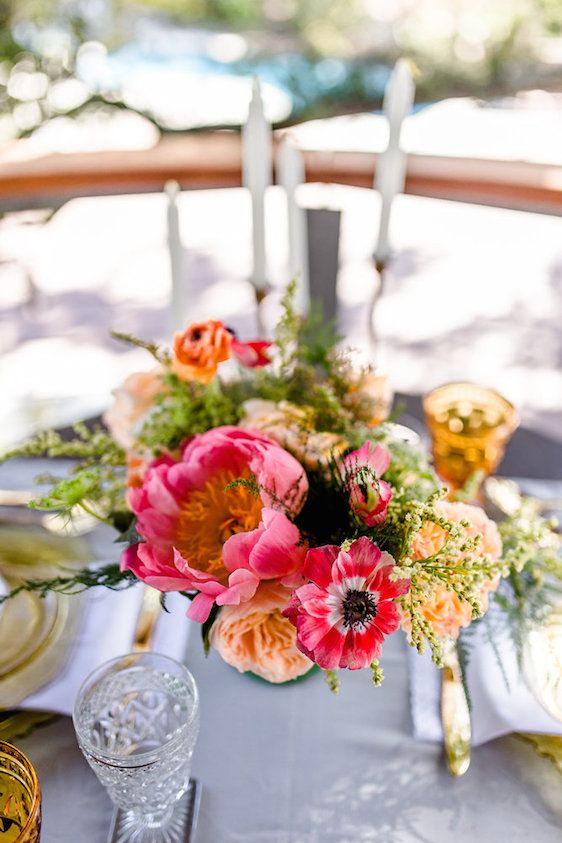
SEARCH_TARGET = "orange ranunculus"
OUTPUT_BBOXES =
[172,320,232,384]
[208,582,313,683]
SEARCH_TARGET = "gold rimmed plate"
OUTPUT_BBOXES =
[0,525,89,709]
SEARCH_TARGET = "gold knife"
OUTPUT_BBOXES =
[133,586,162,652]
[441,636,472,776]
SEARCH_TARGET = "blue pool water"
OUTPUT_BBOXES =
[76,25,393,128]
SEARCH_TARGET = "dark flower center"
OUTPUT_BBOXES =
[190,328,203,341]
[343,589,378,630]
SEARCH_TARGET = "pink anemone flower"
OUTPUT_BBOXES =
[284,537,410,670]
[121,426,308,622]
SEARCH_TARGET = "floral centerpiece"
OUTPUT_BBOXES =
[3,285,560,690]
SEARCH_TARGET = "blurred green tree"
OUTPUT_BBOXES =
[0,0,561,137]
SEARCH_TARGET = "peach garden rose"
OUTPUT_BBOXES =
[103,368,164,450]
[209,582,313,683]
[408,501,502,639]
[343,371,392,426]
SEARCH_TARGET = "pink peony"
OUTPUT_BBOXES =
[341,441,392,526]
[121,426,308,622]
[284,537,410,670]
[223,508,306,587]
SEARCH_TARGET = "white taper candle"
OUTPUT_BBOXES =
[277,136,310,316]
[374,59,415,266]
[165,179,185,332]
[242,77,272,294]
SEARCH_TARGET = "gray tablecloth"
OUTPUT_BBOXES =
[6,454,562,842]
[20,631,562,842]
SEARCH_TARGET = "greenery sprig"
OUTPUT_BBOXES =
[0,564,136,606]
[110,331,170,365]
[0,423,128,527]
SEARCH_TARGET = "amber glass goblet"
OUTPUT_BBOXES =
[423,382,519,491]
[0,742,41,842]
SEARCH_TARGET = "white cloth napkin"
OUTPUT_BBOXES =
[0,458,193,715]
[409,478,562,746]
[21,587,193,716]
[409,618,562,746]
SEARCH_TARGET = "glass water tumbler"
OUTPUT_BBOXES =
[0,742,41,842]
[423,382,519,490]
[73,653,199,837]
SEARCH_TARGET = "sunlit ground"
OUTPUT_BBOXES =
[1,186,561,450]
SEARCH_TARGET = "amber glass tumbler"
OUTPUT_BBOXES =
[0,742,41,842]
[424,382,519,490]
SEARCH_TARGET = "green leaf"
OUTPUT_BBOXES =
[110,510,135,535]
[456,627,475,713]
[201,604,220,656]
[113,515,142,545]
[298,302,341,368]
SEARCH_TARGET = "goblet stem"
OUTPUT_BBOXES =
[132,805,174,829]
[111,792,196,843]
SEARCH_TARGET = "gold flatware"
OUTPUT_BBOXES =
[133,587,162,652]
[441,637,471,776]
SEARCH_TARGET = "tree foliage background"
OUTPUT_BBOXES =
[1,0,562,138]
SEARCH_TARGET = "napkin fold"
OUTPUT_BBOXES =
[21,587,192,716]
[409,478,562,747]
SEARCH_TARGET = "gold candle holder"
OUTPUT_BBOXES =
[423,382,519,491]
[0,742,41,842]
